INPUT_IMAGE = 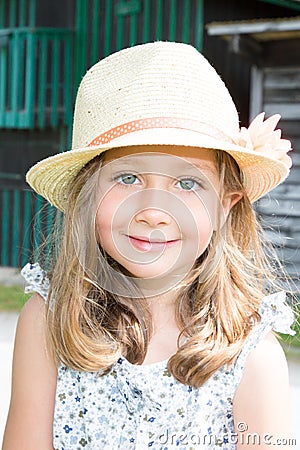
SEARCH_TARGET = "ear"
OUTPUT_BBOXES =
[213,191,243,231]
[222,191,243,217]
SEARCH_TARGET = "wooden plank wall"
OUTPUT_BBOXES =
[253,66,300,292]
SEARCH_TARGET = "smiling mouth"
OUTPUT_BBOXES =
[127,235,180,252]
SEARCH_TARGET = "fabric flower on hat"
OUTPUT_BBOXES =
[237,112,292,169]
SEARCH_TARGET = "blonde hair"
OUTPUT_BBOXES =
[45,148,285,387]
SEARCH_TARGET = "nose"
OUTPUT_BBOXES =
[132,187,172,227]
[134,207,172,227]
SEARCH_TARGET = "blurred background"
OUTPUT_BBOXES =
[0,0,299,445]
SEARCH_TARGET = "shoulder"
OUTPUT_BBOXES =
[2,295,57,449]
[14,293,51,354]
[19,291,47,319]
[234,330,289,393]
[233,331,290,447]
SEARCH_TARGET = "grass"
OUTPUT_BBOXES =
[282,303,300,347]
[0,284,30,311]
[279,309,300,361]
[280,333,300,348]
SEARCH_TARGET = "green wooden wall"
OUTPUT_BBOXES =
[74,0,204,90]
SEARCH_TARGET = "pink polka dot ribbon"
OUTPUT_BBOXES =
[87,117,235,147]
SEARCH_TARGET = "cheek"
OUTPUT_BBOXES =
[182,195,216,255]
[95,189,132,254]
[186,193,216,231]
[95,194,117,243]
[193,206,213,245]
[197,189,222,229]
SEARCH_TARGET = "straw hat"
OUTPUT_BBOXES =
[26,41,292,211]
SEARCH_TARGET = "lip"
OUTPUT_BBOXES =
[127,235,180,252]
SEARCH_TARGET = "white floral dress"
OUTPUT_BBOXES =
[21,263,295,450]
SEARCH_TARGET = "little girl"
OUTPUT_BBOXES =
[3,42,295,450]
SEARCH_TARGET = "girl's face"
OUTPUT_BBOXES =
[95,145,238,283]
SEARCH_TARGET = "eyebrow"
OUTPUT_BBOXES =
[179,161,217,176]
[104,155,218,177]
[104,157,136,167]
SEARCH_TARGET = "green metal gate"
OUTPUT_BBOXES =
[0,0,204,268]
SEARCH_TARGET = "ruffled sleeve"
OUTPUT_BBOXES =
[258,291,295,336]
[21,262,50,303]
[232,291,295,389]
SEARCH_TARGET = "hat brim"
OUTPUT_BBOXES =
[26,128,289,211]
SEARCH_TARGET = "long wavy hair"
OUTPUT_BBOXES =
[45,147,286,387]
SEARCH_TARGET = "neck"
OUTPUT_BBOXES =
[146,289,178,334]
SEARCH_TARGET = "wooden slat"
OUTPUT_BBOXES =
[194,0,204,50]
[264,88,300,103]
[63,33,73,126]
[0,1,4,28]
[267,227,300,243]
[129,14,138,46]
[91,0,100,65]
[28,0,36,26]
[277,246,300,264]
[50,36,59,127]
[142,0,151,43]
[274,182,300,199]
[18,32,26,115]
[9,0,17,27]
[182,0,190,43]
[1,190,9,265]
[11,190,20,267]
[263,229,299,247]
[11,31,20,125]
[75,0,88,90]
[282,166,300,184]
[264,102,300,119]
[37,34,47,128]
[0,46,7,126]
[33,195,43,261]
[24,30,36,128]
[281,122,300,139]
[250,66,263,119]
[19,0,27,27]
[260,214,300,232]
[258,196,300,214]
[22,190,32,266]
[104,0,113,57]
[264,68,300,89]
[155,0,163,39]
[116,5,124,50]
[169,0,177,41]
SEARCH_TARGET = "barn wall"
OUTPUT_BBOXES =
[251,64,300,291]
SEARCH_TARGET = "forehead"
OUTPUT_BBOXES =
[102,145,218,177]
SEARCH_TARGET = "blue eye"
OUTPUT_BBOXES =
[178,178,200,191]
[116,174,139,185]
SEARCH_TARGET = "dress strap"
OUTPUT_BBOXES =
[21,262,50,303]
